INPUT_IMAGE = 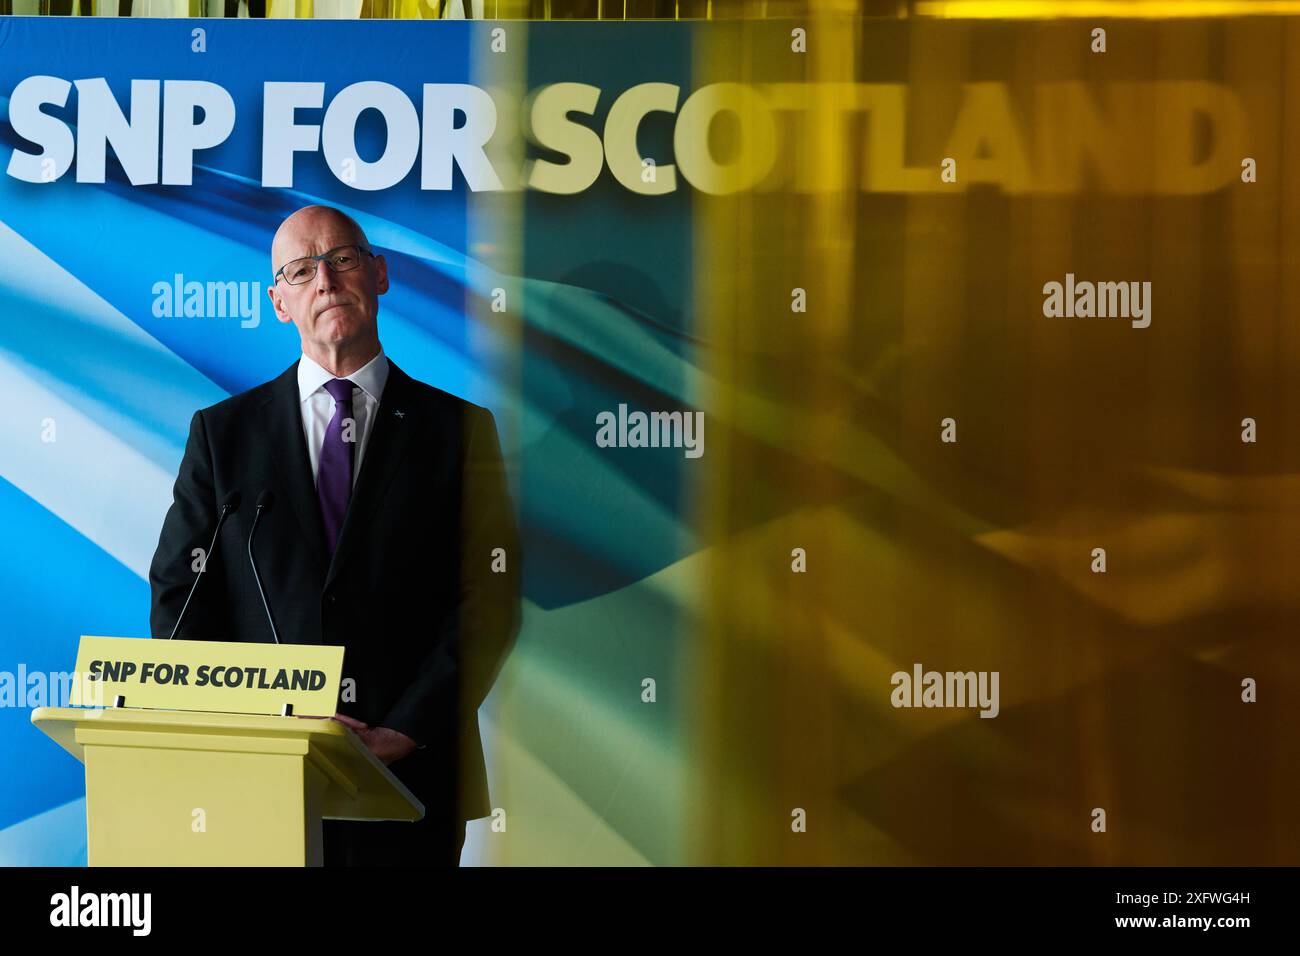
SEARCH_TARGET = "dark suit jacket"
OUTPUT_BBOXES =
[147,357,521,861]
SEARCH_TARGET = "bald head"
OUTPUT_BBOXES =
[271,205,369,276]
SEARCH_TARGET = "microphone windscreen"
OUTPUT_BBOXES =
[222,490,242,513]
[256,489,276,511]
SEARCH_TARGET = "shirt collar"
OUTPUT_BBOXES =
[297,347,390,405]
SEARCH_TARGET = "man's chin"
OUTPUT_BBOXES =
[318,305,357,323]
[319,312,364,339]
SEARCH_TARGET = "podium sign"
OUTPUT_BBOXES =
[70,635,343,717]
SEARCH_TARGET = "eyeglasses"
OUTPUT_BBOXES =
[274,244,374,285]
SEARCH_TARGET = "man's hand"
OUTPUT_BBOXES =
[329,712,368,732]
[357,726,419,765]
[328,713,418,765]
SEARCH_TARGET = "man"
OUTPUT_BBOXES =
[148,205,521,866]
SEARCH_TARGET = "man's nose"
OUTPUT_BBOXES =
[313,258,338,292]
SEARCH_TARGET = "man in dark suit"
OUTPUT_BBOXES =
[148,205,521,866]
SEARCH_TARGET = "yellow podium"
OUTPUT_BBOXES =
[31,706,425,866]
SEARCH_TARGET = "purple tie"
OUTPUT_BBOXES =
[317,378,356,555]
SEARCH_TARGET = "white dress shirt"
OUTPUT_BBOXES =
[297,348,390,490]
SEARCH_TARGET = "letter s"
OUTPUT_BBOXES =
[6,75,75,183]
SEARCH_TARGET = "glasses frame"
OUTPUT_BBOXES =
[274,244,375,285]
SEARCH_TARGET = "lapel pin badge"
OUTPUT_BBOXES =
[393,409,405,419]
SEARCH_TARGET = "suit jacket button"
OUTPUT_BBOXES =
[327,593,336,605]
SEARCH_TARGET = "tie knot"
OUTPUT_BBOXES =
[324,378,355,403]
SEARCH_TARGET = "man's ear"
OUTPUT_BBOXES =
[267,284,292,325]
[374,254,389,295]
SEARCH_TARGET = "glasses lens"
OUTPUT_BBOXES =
[284,258,315,285]
[327,246,361,273]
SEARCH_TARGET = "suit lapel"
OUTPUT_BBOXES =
[259,361,330,576]
[325,360,416,589]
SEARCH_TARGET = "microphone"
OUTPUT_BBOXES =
[168,490,241,640]
[248,490,281,645]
